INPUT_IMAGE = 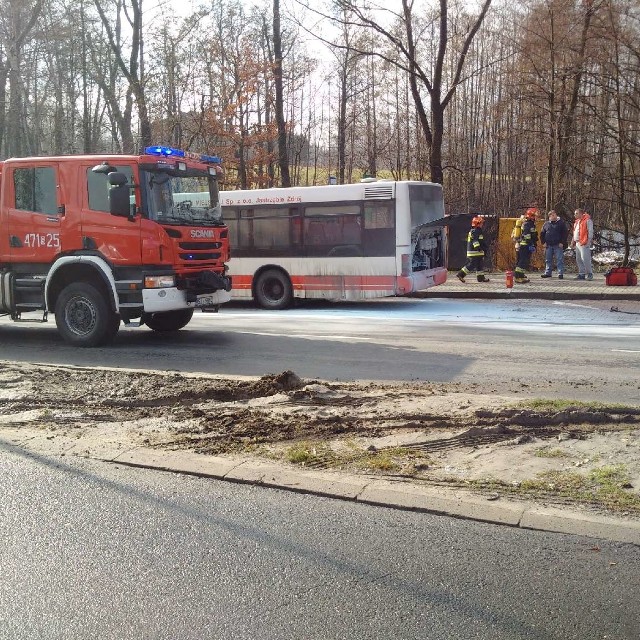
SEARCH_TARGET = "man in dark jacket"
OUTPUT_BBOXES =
[540,210,568,278]
[456,216,490,282]
[514,208,539,283]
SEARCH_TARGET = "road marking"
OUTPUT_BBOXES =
[235,331,372,341]
[611,349,640,353]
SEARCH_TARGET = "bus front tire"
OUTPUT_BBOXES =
[142,308,194,332]
[55,282,120,347]
[254,269,293,310]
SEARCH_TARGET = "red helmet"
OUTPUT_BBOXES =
[525,207,539,220]
[471,216,484,227]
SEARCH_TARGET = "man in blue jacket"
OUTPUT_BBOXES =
[540,210,568,278]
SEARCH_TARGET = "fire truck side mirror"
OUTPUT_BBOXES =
[107,172,132,218]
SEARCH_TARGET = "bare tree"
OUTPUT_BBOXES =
[0,0,45,156]
[327,0,492,184]
[272,0,291,186]
[94,0,151,150]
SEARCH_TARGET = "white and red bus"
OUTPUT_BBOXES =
[219,180,448,309]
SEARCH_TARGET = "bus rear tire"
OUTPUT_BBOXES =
[142,308,194,332]
[254,269,292,310]
[55,282,119,347]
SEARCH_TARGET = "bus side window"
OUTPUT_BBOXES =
[303,204,361,256]
[239,208,254,248]
[342,215,361,244]
[306,219,326,245]
[252,207,290,250]
[291,211,302,246]
[224,208,239,248]
[363,202,395,256]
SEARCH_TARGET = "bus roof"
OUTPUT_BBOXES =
[220,180,441,206]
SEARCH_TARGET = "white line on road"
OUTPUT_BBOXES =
[235,331,372,341]
[611,349,640,353]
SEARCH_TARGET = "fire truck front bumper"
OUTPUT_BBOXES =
[142,287,231,313]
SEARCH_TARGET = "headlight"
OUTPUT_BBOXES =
[144,275,175,288]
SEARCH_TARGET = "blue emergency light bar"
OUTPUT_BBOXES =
[144,145,185,158]
[144,145,221,165]
[200,154,223,164]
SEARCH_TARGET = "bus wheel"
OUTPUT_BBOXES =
[55,282,119,347]
[254,269,292,310]
[142,308,194,332]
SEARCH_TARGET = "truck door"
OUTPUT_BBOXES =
[8,163,63,264]
[80,163,141,265]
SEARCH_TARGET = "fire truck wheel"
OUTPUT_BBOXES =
[254,269,292,310]
[55,282,119,347]
[142,309,194,332]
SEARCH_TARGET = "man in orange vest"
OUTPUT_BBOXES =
[571,208,594,280]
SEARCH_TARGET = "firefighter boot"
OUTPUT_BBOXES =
[477,275,490,283]
[515,276,530,283]
[456,270,466,283]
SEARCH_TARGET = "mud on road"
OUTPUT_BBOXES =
[1,361,639,516]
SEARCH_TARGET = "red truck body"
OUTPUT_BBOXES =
[0,146,231,346]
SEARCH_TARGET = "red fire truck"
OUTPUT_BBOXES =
[0,146,232,346]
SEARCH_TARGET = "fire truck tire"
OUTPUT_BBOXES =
[142,309,194,332]
[55,282,120,347]
[254,268,292,310]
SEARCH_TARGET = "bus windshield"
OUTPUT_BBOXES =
[408,184,445,227]
[141,167,224,226]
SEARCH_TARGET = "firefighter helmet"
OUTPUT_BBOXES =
[525,207,539,220]
[471,216,484,227]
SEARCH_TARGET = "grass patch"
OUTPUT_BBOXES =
[283,441,434,474]
[520,398,634,411]
[354,450,401,472]
[519,464,639,512]
[534,447,572,459]
[454,464,640,514]
[352,447,432,474]
[284,441,333,465]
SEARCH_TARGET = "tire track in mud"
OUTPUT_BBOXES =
[1,361,639,456]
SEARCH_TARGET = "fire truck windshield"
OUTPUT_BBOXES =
[142,168,224,227]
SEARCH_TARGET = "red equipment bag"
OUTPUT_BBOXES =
[605,267,638,286]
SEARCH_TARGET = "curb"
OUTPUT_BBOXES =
[107,447,640,546]
[412,272,640,301]
[422,290,640,301]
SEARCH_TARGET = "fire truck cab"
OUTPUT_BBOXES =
[0,146,232,346]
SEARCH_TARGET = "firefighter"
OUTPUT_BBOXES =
[514,207,539,283]
[456,216,490,283]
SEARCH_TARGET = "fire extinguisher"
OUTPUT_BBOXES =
[505,270,514,289]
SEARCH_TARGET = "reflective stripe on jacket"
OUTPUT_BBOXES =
[466,227,486,257]
[518,219,538,247]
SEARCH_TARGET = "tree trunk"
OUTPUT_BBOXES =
[272,0,291,187]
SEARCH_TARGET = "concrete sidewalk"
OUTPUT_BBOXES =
[420,271,640,301]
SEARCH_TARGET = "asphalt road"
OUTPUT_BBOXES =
[1,298,639,403]
[1,444,638,640]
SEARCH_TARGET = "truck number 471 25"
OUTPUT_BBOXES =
[23,233,61,248]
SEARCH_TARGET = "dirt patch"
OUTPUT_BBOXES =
[1,361,639,515]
